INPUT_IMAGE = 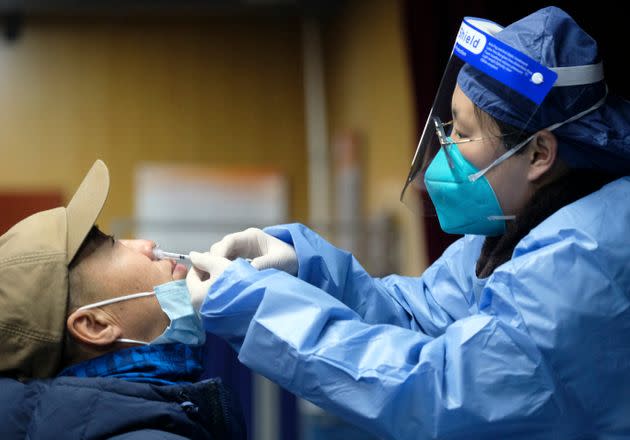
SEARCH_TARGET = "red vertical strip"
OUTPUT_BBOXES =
[0,192,64,235]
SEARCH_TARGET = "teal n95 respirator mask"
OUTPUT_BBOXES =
[76,279,206,346]
[423,128,516,236]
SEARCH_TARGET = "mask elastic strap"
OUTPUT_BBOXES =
[116,338,149,345]
[469,86,609,183]
[76,292,156,346]
[545,85,608,130]
[468,134,534,182]
[76,291,155,311]
[488,215,516,221]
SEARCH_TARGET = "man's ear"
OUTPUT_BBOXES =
[527,130,558,182]
[66,308,122,347]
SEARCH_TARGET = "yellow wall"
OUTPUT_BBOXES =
[0,4,426,273]
[323,0,426,274]
[0,16,307,230]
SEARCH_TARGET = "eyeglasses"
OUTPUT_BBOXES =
[433,116,522,170]
[433,117,485,169]
[433,116,537,182]
[433,117,507,147]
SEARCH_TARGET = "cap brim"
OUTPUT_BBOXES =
[65,160,110,264]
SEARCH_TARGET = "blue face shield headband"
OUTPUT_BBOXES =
[76,280,206,346]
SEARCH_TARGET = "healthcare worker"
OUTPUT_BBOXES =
[187,7,630,439]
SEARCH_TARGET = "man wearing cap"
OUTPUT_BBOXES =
[0,160,245,439]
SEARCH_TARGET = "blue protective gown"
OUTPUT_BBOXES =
[201,177,630,439]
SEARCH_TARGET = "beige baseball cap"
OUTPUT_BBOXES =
[0,160,110,378]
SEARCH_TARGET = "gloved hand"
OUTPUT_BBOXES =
[186,252,232,310]
[210,227,298,276]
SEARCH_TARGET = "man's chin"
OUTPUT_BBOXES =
[172,263,189,280]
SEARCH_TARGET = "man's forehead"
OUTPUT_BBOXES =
[71,226,115,267]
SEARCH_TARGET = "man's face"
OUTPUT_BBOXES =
[72,234,189,344]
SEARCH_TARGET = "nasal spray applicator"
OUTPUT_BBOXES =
[153,247,252,264]
[153,248,191,262]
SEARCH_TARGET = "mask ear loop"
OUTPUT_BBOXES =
[116,338,150,345]
[76,291,155,311]
[488,215,516,221]
[76,291,156,346]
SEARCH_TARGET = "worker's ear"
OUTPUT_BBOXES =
[66,308,122,347]
[527,130,558,182]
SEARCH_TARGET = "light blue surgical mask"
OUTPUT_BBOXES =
[423,138,514,236]
[77,279,206,346]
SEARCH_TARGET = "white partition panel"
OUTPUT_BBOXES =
[134,163,288,254]
[133,162,288,440]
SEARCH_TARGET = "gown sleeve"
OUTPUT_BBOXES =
[201,179,630,439]
[263,223,483,336]
[200,258,569,439]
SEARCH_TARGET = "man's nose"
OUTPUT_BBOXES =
[118,239,157,259]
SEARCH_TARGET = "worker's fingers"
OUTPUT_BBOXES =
[250,255,275,271]
[190,251,230,274]
[250,254,298,275]
[210,228,264,259]
[186,263,209,283]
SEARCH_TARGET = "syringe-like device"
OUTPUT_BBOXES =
[153,248,190,262]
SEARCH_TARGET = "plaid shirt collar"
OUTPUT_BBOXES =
[57,343,203,386]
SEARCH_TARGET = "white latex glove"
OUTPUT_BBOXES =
[210,227,298,276]
[186,252,232,311]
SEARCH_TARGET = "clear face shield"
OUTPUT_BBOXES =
[400,17,605,235]
[401,18,558,217]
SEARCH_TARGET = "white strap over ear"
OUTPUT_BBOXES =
[116,338,149,345]
[76,291,155,311]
